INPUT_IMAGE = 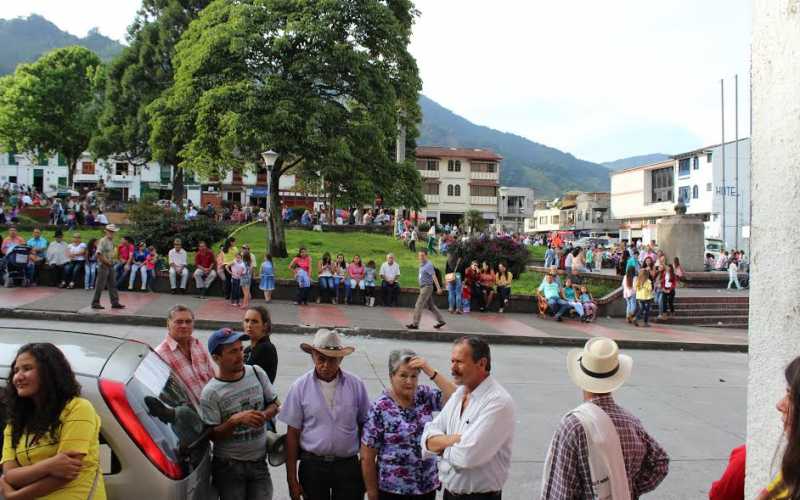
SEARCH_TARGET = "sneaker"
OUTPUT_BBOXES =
[111,303,125,309]
[316,297,321,304]
[171,289,177,295]
[406,323,419,330]
[433,321,446,329]
[633,320,640,327]
[499,308,504,313]
[128,285,134,290]
[91,303,104,309]
[555,316,563,322]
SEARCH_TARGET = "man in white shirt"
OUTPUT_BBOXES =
[421,336,515,500]
[45,229,69,287]
[168,238,189,294]
[379,253,401,307]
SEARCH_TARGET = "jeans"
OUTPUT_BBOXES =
[318,276,334,302]
[64,260,84,285]
[447,276,462,311]
[728,274,741,290]
[497,285,511,306]
[296,286,310,304]
[382,281,400,306]
[346,279,365,303]
[230,278,242,303]
[625,296,637,317]
[298,457,363,500]
[547,297,571,319]
[212,457,273,500]
[129,263,148,289]
[84,262,97,289]
[636,300,651,323]
[654,290,663,313]
[114,263,130,289]
[568,301,584,317]
[333,276,349,301]
[661,290,675,313]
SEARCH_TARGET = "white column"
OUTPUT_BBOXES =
[747,2,800,497]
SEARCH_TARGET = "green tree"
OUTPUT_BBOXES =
[91,1,212,201]
[151,0,423,257]
[462,209,487,234]
[0,46,103,187]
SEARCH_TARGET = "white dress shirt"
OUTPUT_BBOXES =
[421,375,515,494]
[169,248,188,267]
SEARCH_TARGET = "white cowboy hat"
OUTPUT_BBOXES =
[104,224,120,232]
[300,329,355,357]
[567,337,632,394]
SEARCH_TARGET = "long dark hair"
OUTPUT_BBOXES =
[222,237,236,253]
[624,266,635,288]
[5,343,81,448]
[781,357,800,498]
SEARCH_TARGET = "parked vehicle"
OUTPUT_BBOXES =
[705,238,725,260]
[0,327,214,500]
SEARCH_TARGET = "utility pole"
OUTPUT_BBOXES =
[721,79,726,248]
[735,74,740,250]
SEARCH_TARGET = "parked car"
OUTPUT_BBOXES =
[705,238,725,261]
[0,327,214,500]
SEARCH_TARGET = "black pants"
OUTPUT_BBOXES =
[661,290,675,313]
[48,263,65,285]
[382,281,399,306]
[298,457,363,500]
[443,490,501,500]
[380,490,436,500]
[296,286,309,304]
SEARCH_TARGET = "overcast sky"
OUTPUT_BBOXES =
[2,0,751,163]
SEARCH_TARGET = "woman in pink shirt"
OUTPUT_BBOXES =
[346,254,366,304]
[289,247,311,275]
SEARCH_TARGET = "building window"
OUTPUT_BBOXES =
[57,176,67,187]
[81,161,95,175]
[678,158,690,176]
[551,215,559,224]
[115,162,129,176]
[651,166,674,203]
[232,169,242,184]
[585,210,591,222]
[447,159,461,172]
[416,158,439,171]
[678,186,690,204]
[693,156,699,169]
[455,185,461,196]
[470,185,495,197]
[160,164,171,184]
[707,182,712,191]
[707,152,713,163]
[184,170,196,184]
[424,183,439,195]
[577,212,582,222]
[58,153,66,166]
[692,185,699,199]
[9,176,17,183]
[447,184,454,196]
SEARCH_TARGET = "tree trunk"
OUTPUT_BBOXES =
[68,158,77,190]
[172,165,185,202]
[268,166,288,257]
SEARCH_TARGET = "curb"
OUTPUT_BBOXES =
[0,308,748,353]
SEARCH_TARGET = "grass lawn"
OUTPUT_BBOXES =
[528,245,546,260]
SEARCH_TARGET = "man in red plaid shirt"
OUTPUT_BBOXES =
[155,304,216,404]
[541,337,669,499]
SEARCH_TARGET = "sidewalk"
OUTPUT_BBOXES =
[0,286,747,352]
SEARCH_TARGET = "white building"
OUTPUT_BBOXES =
[673,138,751,250]
[415,146,501,224]
[609,159,676,242]
[498,186,534,232]
[525,202,561,233]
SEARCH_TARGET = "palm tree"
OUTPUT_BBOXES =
[461,209,486,234]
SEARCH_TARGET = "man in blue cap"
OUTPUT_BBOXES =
[200,328,280,500]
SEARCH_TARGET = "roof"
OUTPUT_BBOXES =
[611,158,675,175]
[416,146,503,161]
[672,137,751,159]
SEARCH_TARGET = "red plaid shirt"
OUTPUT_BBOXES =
[155,335,216,404]
[541,394,670,499]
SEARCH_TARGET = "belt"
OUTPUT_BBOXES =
[299,451,357,463]
[445,490,501,499]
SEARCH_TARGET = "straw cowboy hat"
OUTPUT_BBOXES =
[104,224,120,232]
[300,329,355,357]
[567,337,632,394]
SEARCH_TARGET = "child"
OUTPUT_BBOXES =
[240,252,253,308]
[364,260,377,307]
[229,252,245,306]
[144,246,158,292]
[634,268,654,327]
[259,253,275,302]
[461,281,472,313]
[562,278,584,320]
[291,261,310,305]
[578,285,596,322]
[84,238,97,290]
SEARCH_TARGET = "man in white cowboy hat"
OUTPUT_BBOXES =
[91,224,125,310]
[540,337,670,499]
[279,329,370,500]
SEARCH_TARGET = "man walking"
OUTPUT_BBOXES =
[421,336,515,500]
[406,249,445,330]
[155,304,216,404]
[201,328,280,500]
[91,224,125,310]
[379,253,401,306]
[279,329,370,500]
[169,238,190,293]
[541,337,670,499]
[193,240,217,296]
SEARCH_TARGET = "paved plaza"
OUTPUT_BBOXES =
[0,287,747,351]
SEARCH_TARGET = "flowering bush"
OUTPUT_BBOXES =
[447,236,529,277]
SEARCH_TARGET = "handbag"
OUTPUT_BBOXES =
[445,258,461,283]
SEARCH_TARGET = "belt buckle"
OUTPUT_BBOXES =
[322,455,336,463]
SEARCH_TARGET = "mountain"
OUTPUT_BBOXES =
[0,15,124,75]
[417,95,611,198]
[602,153,671,171]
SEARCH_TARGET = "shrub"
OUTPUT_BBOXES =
[448,236,529,278]
[127,206,227,254]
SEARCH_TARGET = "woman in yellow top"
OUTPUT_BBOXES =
[757,356,800,500]
[633,268,653,327]
[216,236,239,300]
[1,343,106,500]
[494,262,513,313]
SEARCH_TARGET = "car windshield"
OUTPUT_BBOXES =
[706,242,723,251]
[126,351,208,472]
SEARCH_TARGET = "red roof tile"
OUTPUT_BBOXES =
[415,146,503,161]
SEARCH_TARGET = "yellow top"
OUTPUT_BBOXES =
[635,279,653,301]
[2,397,106,500]
[495,271,513,287]
[765,473,789,499]
[218,246,240,266]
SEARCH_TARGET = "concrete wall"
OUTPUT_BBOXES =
[746,2,800,497]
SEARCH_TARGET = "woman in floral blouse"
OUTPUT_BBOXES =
[361,350,456,500]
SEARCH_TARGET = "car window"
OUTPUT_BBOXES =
[126,351,208,472]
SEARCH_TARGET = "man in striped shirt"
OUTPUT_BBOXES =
[541,337,670,499]
[155,304,216,404]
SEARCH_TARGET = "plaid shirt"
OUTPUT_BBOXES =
[155,336,216,405]
[541,394,669,499]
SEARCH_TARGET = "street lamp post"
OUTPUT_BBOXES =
[261,150,279,248]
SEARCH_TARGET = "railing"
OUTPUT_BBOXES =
[470,196,497,205]
[419,170,440,178]
[470,171,498,180]
[424,194,440,203]
[111,174,132,182]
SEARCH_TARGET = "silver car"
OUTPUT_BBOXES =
[0,327,214,499]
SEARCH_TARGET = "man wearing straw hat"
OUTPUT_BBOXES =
[279,329,370,500]
[91,224,125,310]
[541,337,670,499]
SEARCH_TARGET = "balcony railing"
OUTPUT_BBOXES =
[419,170,440,178]
[470,171,498,180]
[470,196,497,206]
[111,174,132,182]
[424,194,441,204]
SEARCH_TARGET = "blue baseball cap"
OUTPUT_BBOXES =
[208,328,250,355]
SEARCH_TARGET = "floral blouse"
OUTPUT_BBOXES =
[362,384,444,495]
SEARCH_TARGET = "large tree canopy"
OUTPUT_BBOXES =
[152,0,423,256]
[0,46,103,188]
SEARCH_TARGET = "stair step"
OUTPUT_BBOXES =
[670,309,749,317]
[660,315,749,325]
[674,303,749,311]
[674,296,749,305]
[702,323,748,330]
